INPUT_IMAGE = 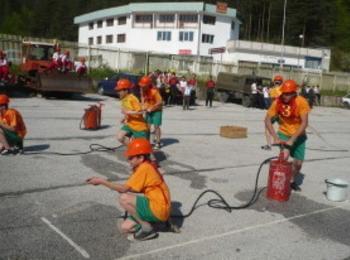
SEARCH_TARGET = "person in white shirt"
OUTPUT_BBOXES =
[75,57,87,76]
[48,46,62,71]
[179,76,192,110]
[262,86,271,109]
[61,50,73,72]
[251,81,258,108]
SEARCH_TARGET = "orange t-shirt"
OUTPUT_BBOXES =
[126,162,171,221]
[267,96,310,136]
[121,94,148,132]
[143,87,163,111]
[0,108,27,138]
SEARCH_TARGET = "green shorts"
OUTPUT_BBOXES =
[278,132,307,161]
[146,111,162,126]
[2,128,22,146]
[135,196,160,223]
[121,125,149,139]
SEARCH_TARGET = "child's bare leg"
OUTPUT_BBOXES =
[0,128,10,149]
[117,130,130,146]
[119,193,152,230]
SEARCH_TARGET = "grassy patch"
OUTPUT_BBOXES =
[320,89,348,97]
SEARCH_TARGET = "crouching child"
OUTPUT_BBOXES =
[86,138,171,241]
[0,94,26,155]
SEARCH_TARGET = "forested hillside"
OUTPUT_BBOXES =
[1,0,350,71]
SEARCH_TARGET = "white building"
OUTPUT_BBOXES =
[222,40,331,71]
[74,2,330,72]
[74,2,240,57]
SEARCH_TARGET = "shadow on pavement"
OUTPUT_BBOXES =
[23,144,50,152]
[161,137,179,148]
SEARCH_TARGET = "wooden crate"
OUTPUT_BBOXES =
[220,125,247,139]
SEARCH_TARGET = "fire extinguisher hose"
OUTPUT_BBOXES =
[22,144,123,156]
[171,156,277,219]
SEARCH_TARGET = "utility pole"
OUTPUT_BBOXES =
[280,0,287,68]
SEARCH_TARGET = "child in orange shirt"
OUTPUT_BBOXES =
[139,76,163,149]
[0,94,27,155]
[115,79,149,145]
[86,138,171,241]
[265,79,310,191]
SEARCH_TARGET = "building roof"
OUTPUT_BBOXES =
[74,2,237,24]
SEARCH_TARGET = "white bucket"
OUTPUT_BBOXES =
[325,178,348,202]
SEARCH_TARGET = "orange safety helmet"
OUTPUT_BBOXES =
[125,138,153,157]
[273,75,284,83]
[281,80,298,93]
[0,94,10,105]
[138,76,152,88]
[115,79,132,91]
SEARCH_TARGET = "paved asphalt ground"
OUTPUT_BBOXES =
[1,94,350,260]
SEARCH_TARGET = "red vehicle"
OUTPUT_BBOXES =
[17,41,92,96]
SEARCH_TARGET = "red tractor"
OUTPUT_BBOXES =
[17,41,92,96]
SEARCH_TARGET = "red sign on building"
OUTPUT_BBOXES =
[178,49,192,55]
[208,47,226,54]
[216,2,228,14]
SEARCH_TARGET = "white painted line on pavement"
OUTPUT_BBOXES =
[117,204,347,260]
[41,217,90,259]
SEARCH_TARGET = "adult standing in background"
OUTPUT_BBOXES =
[313,85,321,106]
[205,75,216,107]
[250,81,258,108]
[188,73,197,106]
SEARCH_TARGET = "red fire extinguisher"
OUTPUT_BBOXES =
[80,103,103,130]
[266,144,293,202]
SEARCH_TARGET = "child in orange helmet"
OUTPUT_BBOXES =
[87,138,171,241]
[0,95,27,155]
[265,79,311,191]
[262,75,284,150]
[115,79,149,145]
[139,76,163,149]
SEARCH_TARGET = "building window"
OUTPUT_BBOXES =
[203,15,216,25]
[157,31,171,41]
[118,16,127,25]
[97,36,102,44]
[202,34,214,44]
[179,14,198,23]
[106,18,114,26]
[117,34,126,43]
[88,37,93,45]
[135,14,153,23]
[106,35,113,43]
[97,20,103,28]
[159,14,175,23]
[179,31,194,42]
[231,21,235,30]
[88,22,94,30]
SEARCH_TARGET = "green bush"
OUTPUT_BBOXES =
[88,66,118,80]
[320,89,348,97]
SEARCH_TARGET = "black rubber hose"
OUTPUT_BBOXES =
[22,144,123,156]
[171,156,277,218]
